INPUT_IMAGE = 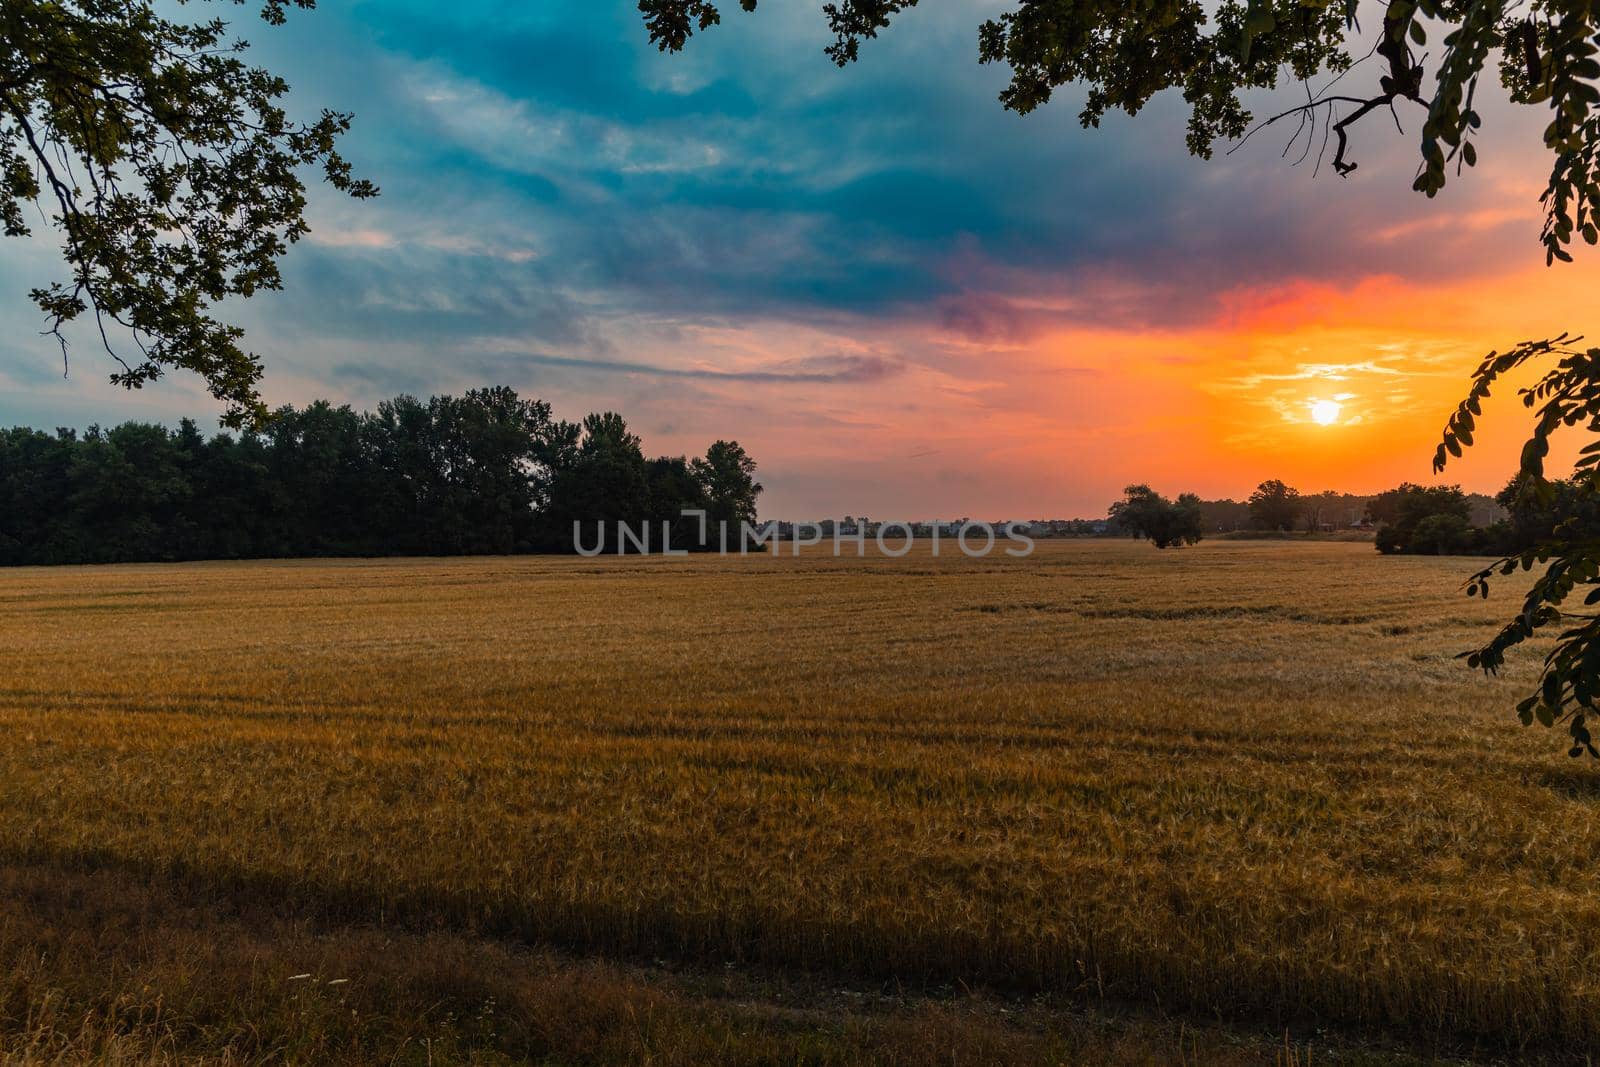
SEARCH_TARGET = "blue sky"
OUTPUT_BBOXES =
[0,1,1585,515]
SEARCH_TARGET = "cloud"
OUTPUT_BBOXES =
[256,0,1562,342]
[344,350,908,386]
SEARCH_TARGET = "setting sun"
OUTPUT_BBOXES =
[1310,399,1342,426]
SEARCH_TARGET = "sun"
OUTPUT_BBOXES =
[1310,399,1342,426]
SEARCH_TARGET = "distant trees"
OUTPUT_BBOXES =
[1369,484,1473,555]
[1098,481,1506,545]
[539,419,763,553]
[1491,473,1600,549]
[1108,485,1204,549]
[0,391,762,564]
[1363,478,1600,557]
[1247,480,1302,532]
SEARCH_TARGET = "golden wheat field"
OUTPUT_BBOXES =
[0,539,1593,1064]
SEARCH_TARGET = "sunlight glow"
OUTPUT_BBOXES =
[1310,399,1342,426]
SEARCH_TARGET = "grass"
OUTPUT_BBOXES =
[0,540,1588,1062]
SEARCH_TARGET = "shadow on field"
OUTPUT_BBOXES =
[0,844,1555,1065]
[1526,765,1600,801]
[0,854,1349,1066]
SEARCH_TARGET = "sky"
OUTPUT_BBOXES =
[1,0,1596,518]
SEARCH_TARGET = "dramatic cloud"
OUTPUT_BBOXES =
[0,0,1593,515]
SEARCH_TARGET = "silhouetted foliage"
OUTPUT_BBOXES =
[1108,485,1204,549]
[1410,512,1476,555]
[1493,471,1600,548]
[0,390,761,564]
[1370,483,1474,554]
[1247,479,1303,532]
[1,0,373,426]
[1436,341,1600,756]
[694,441,763,531]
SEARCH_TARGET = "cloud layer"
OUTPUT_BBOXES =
[0,1,1591,515]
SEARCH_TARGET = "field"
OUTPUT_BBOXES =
[0,540,1593,1064]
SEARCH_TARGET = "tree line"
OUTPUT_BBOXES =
[1108,477,1599,557]
[0,388,761,565]
[1371,477,1600,557]
[1107,480,1341,549]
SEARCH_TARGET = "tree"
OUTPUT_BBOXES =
[0,428,76,564]
[540,412,653,553]
[1247,480,1302,533]
[692,440,762,533]
[1496,471,1600,547]
[262,400,380,554]
[1438,342,1600,755]
[424,388,555,554]
[1409,512,1473,555]
[645,0,1600,756]
[1367,484,1417,529]
[1108,485,1204,549]
[1368,482,1473,554]
[1,0,372,426]
[647,456,713,551]
[1109,485,1165,542]
[1170,493,1206,548]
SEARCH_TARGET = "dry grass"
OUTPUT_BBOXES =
[0,540,1587,1061]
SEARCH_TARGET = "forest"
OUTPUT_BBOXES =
[0,388,761,565]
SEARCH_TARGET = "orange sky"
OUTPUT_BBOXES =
[539,254,1598,519]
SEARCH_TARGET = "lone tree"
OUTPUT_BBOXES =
[1,0,373,427]
[1248,479,1303,533]
[643,0,1600,755]
[1109,485,1205,549]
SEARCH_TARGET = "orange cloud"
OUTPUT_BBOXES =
[276,243,1598,518]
